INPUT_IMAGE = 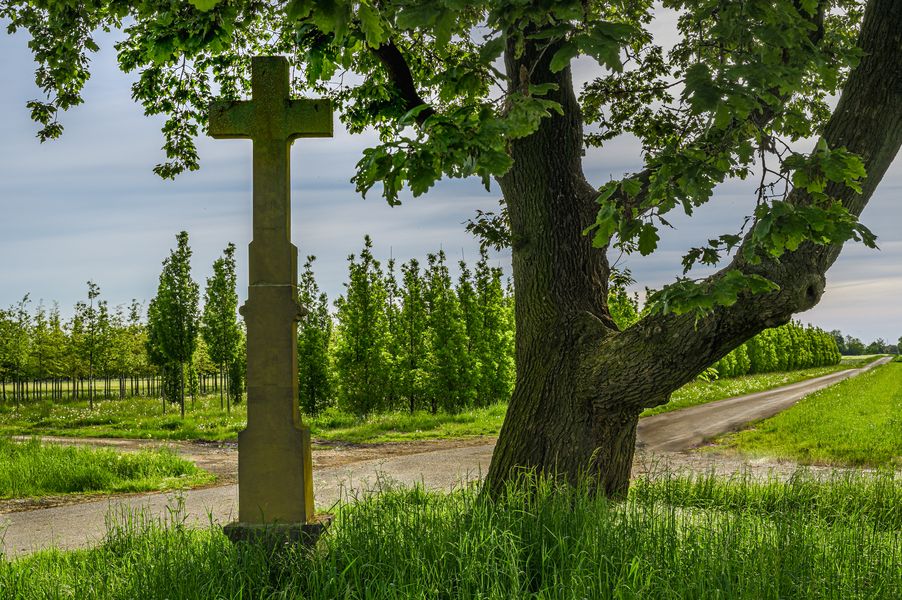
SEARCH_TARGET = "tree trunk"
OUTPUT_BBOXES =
[485,0,902,497]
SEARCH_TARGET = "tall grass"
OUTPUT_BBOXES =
[0,437,213,498]
[2,471,899,599]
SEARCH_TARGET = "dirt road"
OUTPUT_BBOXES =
[637,356,892,451]
[1,357,889,558]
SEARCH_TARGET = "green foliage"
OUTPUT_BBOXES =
[146,232,200,416]
[607,268,641,329]
[471,249,514,406]
[0,436,212,498]
[200,243,241,410]
[297,256,333,416]
[333,236,391,415]
[713,321,840,378]
[422,250,472,413]
[397,258,429,413]
[330,237,516,416]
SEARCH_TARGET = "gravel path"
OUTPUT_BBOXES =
[1,358,890,558]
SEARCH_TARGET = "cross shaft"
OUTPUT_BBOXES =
[208,56,333,526]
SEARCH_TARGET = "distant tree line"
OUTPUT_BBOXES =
[0,232,245,411]
[713,322,842,378]
[4,232,888,416]
[829,331,900,356]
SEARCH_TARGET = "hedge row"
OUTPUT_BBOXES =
[714,321,841,378]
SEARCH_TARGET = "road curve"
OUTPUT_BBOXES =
[1,358,890,558]
[636,356,892,452]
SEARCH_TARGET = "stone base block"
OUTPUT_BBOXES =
[223,514,332,550]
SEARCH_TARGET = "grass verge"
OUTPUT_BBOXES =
[641,356,879,417]
[2,471,898,599]
[713,362,902,467]
[0,437,213,498]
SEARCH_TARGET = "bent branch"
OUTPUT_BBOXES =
[597,0,902,411]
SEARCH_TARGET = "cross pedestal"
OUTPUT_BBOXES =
[208,56,333,544]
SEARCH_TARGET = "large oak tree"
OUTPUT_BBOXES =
[3,0,900,495]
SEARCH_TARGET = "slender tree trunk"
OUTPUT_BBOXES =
[486,0,902,497]
[180,362,186,419]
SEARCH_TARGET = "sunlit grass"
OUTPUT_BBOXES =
[2,470,899,599]
[0,436,213,498]
[714,363,902,467]
[306,403,507,443]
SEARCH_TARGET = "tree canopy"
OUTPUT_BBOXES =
[1,0,882,312]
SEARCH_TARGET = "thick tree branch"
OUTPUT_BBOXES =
[371,41,436,125]
[596,0,902,411]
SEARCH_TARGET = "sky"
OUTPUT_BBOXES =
[0,20,899,344]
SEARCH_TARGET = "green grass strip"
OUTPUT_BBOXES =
[716,363,902,467]
[0,437,214,498]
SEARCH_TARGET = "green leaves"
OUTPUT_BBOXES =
[549,21,636,73]
[784,141,867,197]
[189,0,224,12]
[646,271,780,317]
[682,63,720,113]
[745,201,877,263]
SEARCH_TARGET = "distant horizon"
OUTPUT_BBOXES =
[1,23,900,344]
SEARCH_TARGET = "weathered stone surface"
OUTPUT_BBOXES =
[223,514,333,550]
[209,56,333,525]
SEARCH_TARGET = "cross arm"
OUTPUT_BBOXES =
[285,99,333,139]
[209,100,254,139]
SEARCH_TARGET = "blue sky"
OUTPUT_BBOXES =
[0,25,899,343]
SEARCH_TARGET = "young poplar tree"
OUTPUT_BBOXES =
[73,282,108,409]
[473,251,515,406]
[201,243,241,412]
[383,257,403,411]
[398,258,428,413]
[423,251,471,413]
[456,259,480,402]
[46,303,67,399]
[146,231,200,418]
[297,256,334,416]
[334,236,390,415]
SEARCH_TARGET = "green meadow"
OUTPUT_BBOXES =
[0,436,213,499]
[716,362,902,467]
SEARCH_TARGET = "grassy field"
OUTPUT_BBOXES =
[0,437,213,499]
[0,357,879,444]
[715,362,902,467]
[1,471,898,599]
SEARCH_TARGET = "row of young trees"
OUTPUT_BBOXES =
[146,233,245,417]
[4,232,872,417]
[0,232,245,412]
[713,322,842,378]
[0,292,150,407]
[297,236,516,416]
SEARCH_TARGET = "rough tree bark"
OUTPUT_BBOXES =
[485,0,902,497]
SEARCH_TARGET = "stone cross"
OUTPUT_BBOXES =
[208,56,332,532]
